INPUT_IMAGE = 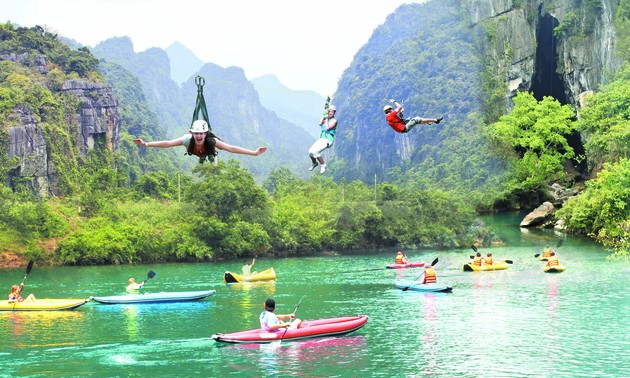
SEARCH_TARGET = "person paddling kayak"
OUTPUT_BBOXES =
[260,298,302,332]
[8,283,36,303]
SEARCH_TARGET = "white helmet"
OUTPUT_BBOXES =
[328,105,336,111]
[383,105,393,114]
[190,120,209,133]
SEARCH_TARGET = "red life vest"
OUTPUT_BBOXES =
[385,112,406,133]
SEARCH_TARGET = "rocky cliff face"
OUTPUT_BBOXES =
[467,0,620,109]
[4,56,121,196]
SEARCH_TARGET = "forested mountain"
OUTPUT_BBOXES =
[332,0,621,210]
[333,1,504,207]
[251,74,325,138]
[165,41,204,85]
[92,37,313,179]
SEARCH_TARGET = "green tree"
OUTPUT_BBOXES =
[485,92,577,193]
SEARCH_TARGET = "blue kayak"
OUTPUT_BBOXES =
[394,281,453,293]
[92,290,216,304]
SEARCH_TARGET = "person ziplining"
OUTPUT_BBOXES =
[383,99,443,133]
[133,76,267,161]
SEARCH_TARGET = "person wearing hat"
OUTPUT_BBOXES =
[133,120,267,162]
[308,105,338,174]
[259,298,302,332]
[383,99,442,134]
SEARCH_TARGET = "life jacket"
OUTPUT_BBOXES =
[547,256,559,267]
[423,267,437,284]
[542,248,552,258]
[395,255,405,264]
[473,256,483,266]
[320,117,337,143]
[484,257,493,265]
[385,111,406,133]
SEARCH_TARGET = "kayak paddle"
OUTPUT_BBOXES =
[146,270,156,283]
[13,260,34,310]
[278,297,305,344]
[402,258,438,291]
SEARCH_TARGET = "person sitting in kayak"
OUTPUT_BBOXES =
[260,298,302,332]
[542,245,553,258]
[8,283,36,303]
[472,252,483,266]
[126,277,145,294]
[420,264,437,284]
[395,251,408,265]
[242,258,256,277]
[383,99,442,134]
[484,253,493,266]
[546,252,560,268]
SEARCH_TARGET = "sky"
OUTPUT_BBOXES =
[2,0,422,96]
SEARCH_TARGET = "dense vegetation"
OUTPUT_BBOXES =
[1,161,478,265]
[2,0,630,267]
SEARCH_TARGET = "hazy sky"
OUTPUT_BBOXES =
[2,0,421,96]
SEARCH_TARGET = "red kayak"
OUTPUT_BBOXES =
[386,261,425,269]
[211,315,368,344]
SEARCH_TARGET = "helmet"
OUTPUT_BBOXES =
[328,105,336,112]
[190,120,209,133]
[383,105,393,114]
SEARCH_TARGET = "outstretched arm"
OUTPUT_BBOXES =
[133,138,183,148]
[216,140,267,156]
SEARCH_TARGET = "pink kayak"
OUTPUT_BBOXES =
[386,261,425,269]
[211,315,368,344]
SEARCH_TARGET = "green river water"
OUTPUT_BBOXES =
[1,213,629,377]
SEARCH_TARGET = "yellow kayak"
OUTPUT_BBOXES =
[223,268,276,283]
[544,265,566,273]
[463,261,509,272]
[0,298,91,311]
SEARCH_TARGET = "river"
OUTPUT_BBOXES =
[1,213,628,377]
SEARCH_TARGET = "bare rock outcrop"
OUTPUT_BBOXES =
[520,201,556,228]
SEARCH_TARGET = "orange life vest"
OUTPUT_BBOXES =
[423,267,437,284]
[484,257,493,265]
[473,256,482,266]
[542,248,552,258]
[395,255,405,264]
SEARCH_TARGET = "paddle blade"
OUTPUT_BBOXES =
[469,256,474,259]
[471,245,478,253]
[402,286,410,291]
[26,260,34,274]
[431,257,439,267]
[505,260,513,264]
[534,254,540,258]
[147,270,156,279]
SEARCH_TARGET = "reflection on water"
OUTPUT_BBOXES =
[123,305,139,341]
[2,311,85,349]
